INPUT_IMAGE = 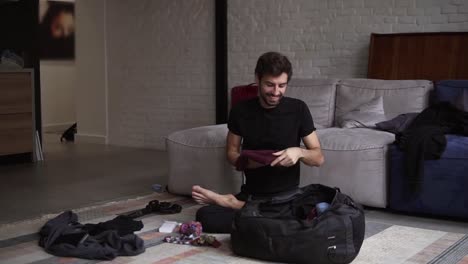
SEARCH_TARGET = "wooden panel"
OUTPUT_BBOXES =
[367,35,397,79]
[418,35,457,80]
[0,72,32,114]
[0,71,34,157]
[0,112,32,130]
[0,113,33,155]
[455,35,468,79]
[395,36,425,79]
[368,32,468,81]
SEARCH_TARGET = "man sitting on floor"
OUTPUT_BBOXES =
[192,51,324,233]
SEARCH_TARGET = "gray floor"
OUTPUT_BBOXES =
[0,133,168,224]
[0,133,467,234]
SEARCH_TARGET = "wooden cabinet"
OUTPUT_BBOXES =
[0,70,35,157]
[368,32,468,81]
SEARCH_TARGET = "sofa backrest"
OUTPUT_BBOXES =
[435,80,468,111]
[335,79,433,124]
[229,78,434,128]
[229,79,338,128]
[287,79,338,128]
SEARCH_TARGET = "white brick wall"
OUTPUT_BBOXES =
[228,0,468,88]
[105,0,215,149]
[97,0,468,150]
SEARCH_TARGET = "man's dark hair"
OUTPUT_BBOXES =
[255,52,292,82]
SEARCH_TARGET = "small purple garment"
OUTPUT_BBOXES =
[179,221,202,237]
[235,150,277,171]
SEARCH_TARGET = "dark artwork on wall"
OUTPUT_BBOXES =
[39,0,75,60]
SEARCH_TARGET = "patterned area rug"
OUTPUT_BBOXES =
[1,192,467,264]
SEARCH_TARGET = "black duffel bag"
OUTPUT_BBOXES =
[231,184,365,264]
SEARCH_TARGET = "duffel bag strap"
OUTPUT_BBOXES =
[270,189,302,204]
[247,188,302,204]
[327,215,356,262]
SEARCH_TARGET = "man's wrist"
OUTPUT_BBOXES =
[297,147,305,160]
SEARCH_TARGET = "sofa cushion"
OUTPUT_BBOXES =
[389,135,468,219]
[300,128,395,208]
[435,80,468,112]
[335,79,432,124]
[287,79,338,128]
[166,124,243,196]
[166,124,228,147]
[337,96,387,128]
[315,128,395,151]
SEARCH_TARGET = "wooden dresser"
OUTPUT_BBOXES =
[0,69,35,158]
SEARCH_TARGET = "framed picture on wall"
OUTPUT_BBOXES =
[39,0,75,60]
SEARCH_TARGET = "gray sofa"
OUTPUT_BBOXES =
[166,78,433,208]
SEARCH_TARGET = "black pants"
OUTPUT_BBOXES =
[196,204,236,233]
[195,192,248,234]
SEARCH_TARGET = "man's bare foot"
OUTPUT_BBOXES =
[192,185,245,210]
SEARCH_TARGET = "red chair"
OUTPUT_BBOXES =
[230,83,258,108]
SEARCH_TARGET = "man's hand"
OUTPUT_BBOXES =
[270,147,304,167]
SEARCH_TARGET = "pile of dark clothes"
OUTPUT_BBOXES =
[38,200,182,260]
[396,102,468,192]
[39,211,145,260]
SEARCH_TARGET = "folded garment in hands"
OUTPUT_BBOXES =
[235,149,277,171]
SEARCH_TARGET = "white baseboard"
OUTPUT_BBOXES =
[43,122,75,133]
[75,133,107,144]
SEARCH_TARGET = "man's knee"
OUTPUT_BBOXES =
[195,204,233,222]
[195,205,235,234]
[195,205,215,222]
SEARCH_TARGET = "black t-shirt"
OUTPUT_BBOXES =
[228,96,316,195]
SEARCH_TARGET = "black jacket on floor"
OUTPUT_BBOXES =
[39,211,145,260]
[397,102,468,192]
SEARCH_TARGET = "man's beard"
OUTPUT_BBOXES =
[259,92,283,107]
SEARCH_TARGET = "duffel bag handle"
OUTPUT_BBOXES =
[247,189,302,204]
[270,189,302,204]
